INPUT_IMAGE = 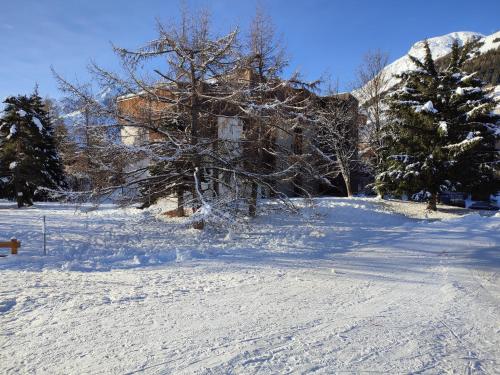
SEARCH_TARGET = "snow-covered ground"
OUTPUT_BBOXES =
[1,198,499,374]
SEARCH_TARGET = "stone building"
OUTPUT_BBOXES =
[116,73,364,197]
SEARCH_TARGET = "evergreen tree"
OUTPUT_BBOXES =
[377,41,499,210]
[0,90,66,207]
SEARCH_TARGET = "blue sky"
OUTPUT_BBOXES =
[0,0,498,100]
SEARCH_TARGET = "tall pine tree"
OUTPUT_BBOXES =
[0,90,65,207]
[377,41,499,210]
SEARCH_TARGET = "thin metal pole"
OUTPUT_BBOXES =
[43,215,46,256]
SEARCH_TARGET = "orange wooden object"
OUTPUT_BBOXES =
[0,239,21,255]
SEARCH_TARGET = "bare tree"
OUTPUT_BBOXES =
[240,6,319,215]
[247,6,287,79]
[245,6,286,216]
[110,9,243,227]
[51,7,321,228]
[43,98,79,187]
[311,88,360,197]
[354,50,390,172]
[50,78,125,195]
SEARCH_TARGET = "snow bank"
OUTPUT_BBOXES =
[1,197,497,273]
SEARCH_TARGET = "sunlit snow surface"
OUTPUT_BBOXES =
[0,198,499,374]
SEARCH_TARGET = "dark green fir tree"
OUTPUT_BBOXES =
[376,40,499,210]
[0,90,66,207]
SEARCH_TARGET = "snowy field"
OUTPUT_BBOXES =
[0,198,499,374]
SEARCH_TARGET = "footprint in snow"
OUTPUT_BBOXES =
[0,298,16,313]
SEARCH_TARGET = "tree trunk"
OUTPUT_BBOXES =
[16,193,24,208]
[339,157,353,197]
[15,139,23,208]
[176,185,185,217]
[427,193,437,211]
[192,220,205,230]
[212,140,220,199]
[342,171,353,197]
[212,167,220,199]
[189,62,204,230]
[249,182,258,217]
[191,168,204,230]
[248,67,264,217]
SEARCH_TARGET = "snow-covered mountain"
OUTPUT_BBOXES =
[477,30,500,54]
[381,31,483,88]
[62,85,121,120]
[60,86,123,145]
[353,31,500,104]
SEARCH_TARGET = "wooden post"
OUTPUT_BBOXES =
[43,216,47,255]
[11,238,20,255]
[0,238,21,255]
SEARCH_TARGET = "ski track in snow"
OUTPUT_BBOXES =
[0,198,499,374]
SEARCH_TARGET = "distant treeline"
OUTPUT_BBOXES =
[465,47,500,86]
